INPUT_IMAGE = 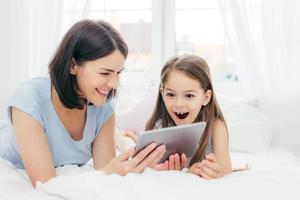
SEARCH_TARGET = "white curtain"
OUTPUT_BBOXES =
[0,0,89,118]
[220,0,300,157]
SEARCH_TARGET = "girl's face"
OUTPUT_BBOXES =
[71,50,125,107]
[161,70,212,125]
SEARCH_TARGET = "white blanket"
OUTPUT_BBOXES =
[1,147,300,200]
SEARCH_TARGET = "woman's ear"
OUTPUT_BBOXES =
[203,90,212,106]
[70,58,77,75]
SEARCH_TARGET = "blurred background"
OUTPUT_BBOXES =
[0,0,300,158]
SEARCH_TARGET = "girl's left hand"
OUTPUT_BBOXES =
[153,153,187,171]
[189,153,224,179]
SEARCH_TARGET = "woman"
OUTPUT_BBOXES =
[0,19,165,187]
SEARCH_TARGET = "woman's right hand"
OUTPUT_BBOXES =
[102,143,166,176]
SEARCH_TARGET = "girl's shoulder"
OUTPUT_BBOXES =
[210,119,228,137]
[210,119,228,146]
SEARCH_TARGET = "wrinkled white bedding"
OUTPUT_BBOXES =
[1,147,299,200]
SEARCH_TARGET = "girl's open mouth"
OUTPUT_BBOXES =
[174,112,189,119]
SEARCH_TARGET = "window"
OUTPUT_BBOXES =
[175,0,235,82]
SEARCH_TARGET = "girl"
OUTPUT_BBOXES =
[0,19,166,187]
[145,55,232,179]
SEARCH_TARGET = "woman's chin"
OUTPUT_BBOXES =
[89,98,107,107]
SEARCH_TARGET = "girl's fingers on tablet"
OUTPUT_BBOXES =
[168,155,175,170]
[174,154,181,170]
[181,153,187,168]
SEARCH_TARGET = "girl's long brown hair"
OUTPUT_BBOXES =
[145,55,227,167]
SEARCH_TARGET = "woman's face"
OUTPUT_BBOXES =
[71,50,125,107]
[161,70,211,125]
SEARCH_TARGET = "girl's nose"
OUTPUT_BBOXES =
[174,97,184,107]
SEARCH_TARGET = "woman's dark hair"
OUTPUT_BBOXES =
[49,19,128,109]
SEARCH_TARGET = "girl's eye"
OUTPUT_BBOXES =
[185,94,195,98]
[166,93,175,97]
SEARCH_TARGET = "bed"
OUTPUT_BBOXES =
[1,84,300,199]
[1,147,300,200]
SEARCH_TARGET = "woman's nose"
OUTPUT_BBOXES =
[107,74,118,89]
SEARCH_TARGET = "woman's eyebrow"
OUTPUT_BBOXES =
[99,67,125,73]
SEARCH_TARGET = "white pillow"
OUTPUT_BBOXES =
[218,96,273,153]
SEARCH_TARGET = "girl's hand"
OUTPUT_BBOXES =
[189,153,224,179]
[102,143,166,176]
[153,153,187,171]
[121,130,138,143]
[116,130,137,153]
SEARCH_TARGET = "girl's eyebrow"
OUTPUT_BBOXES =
[185,90,198,93]
[164,88,175,91]
[99,67,125,73]
[165,88,198,93]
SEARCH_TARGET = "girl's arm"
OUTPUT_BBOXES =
[189,120,232,178]
[12,107,56,187]
[211,119,232,174]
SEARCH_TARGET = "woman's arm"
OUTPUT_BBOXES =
[92,114,116,170]
[92,114,167,174]
[12,107,56,187]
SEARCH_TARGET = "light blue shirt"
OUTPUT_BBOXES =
[0,77,114,169]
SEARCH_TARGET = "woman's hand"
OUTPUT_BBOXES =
[102,143,166,176]
[189,153,224,179]
[153,153,187,171]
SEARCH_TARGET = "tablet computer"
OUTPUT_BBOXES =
[134,122,206,164]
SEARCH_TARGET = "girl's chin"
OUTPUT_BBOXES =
[173,117,196,126]
[174,119,190,126]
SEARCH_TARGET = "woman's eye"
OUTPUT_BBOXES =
[99,73,109,76]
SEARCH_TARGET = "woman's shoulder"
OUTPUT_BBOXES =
[6,77,51,126]
[13,76,51,99]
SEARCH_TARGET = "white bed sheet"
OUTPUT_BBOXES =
[0,147,300,200]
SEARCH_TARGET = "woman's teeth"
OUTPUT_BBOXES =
[96,89,109,96]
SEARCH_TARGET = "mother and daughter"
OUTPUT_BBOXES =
[0,19,232,187]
